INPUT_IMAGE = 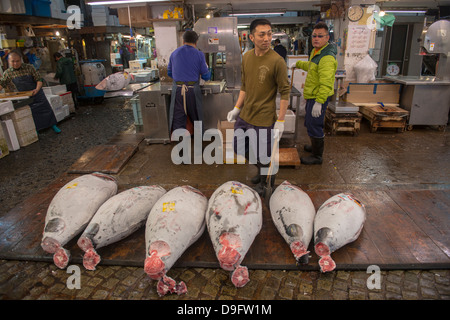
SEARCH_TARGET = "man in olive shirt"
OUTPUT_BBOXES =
[227,19,290,195]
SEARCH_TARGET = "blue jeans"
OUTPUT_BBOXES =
[304,98,330,138]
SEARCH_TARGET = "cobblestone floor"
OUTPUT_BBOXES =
[0,260,449,300]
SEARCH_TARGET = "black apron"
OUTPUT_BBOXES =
[12,75,57,131]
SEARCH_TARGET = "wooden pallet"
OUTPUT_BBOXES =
[359,104,409,133]
[325,110,362,136]
[279,147,301,168]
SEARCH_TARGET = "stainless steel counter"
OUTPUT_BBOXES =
[383,75,450,86]
[383,76,450,129]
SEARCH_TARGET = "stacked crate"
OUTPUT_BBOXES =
[5,105,38,147]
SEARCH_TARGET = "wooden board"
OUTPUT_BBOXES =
[68,144,138,174]
[0,91,34,100]
[0,175,448,270]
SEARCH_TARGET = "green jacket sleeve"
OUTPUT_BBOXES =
[315,55,336,104]
[296,60,310,72]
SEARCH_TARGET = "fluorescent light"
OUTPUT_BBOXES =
[228,12,285,17]
[384,10,426,14]
[237,25,249,29]
[88,0,165,5]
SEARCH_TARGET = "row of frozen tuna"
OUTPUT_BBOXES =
[40,172,366,296]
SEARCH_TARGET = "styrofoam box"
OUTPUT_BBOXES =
[43,85,67,95]
[1,119,20,151]
[8,105,38,147]
[53,104,69,122]
[276,109,295,134]
[0,100,14,116]
[46,94,63,110]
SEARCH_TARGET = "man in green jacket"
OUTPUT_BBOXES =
[292,22,337,165]
[54,52,78,108]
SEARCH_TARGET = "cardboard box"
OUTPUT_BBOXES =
[1,39,16,48]
[217,120,235,144]
[118,4,152,25]
[344,82,402,104]
[217,120,246,164]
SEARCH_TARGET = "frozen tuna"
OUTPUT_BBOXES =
[314,193,366,272]
[144,185,207,296]
[78,185,166,270]
[269,181,316,264]
[41,173,118,269]
[206,181,262,288]
[95,71,132,91]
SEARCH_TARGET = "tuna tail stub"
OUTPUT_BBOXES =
[53,247,71,269]
[290,241,310,263]
[83,248,101,271]
[318,255,336,273]
[231,265,250,288]
[156,275,188,297]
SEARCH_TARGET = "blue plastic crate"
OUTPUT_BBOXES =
[24,0,33,15]
[32,0,51,17]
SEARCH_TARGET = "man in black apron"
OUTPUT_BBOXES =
[0,50,60,133]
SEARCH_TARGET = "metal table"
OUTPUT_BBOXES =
[383,76,450,130]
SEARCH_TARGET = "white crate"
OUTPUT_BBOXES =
[54,104,69,122]
[8,105,38,147]
[276,109,296,134]
[46,94,63,110]
[0,100,14,116]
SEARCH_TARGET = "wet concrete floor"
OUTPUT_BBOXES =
[0,98,449,304]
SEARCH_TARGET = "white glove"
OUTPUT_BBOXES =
[312,101,322,118]
[227,107,240,122]
[273,120,285,141]
[290,62,297,69]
